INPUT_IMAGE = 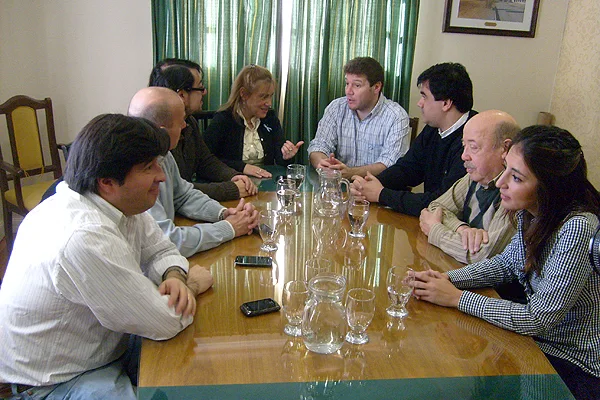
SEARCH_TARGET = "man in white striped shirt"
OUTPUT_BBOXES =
[0,114,213,399]
[308,57,410,179]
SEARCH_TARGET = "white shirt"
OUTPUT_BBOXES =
[0,182,192,386]
[439,112,470,139]
[237,108,265,164]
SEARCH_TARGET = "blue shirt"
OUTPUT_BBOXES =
[147,152,234,257]
[307,95,410,167]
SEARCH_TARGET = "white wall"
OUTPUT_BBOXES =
[0,0,153,145]
[408,1,569,127]
[0,0,152,237]
[550,0,600,187]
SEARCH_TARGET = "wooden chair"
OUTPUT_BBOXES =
[0,95,62,252]
[409,117,419,145]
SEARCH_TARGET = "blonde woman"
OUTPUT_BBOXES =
[204,65,303,178]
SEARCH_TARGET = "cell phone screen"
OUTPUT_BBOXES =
[235,255,273,267]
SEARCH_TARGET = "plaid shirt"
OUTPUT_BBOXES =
[307,95,410,167]
[448,211,600,377]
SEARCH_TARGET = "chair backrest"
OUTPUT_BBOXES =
[409,117,419,145]
[0,95,62,188]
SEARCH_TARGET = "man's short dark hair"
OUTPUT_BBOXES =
[417,63,473,113]
[343,57,385,87]
[149,58,203,87]
[64,114,170,195]
[149,64,196,92]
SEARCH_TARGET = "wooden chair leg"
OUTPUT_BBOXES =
[3,205,13,255]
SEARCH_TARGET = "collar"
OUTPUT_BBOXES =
[57,181,128,227]
[236,107,261,131]
[439,112,470,139]
[479,170,504,190]
[352,94,386,120]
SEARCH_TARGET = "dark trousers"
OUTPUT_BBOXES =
[546,353,600,400]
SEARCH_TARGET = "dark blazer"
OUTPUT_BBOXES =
[204,109,293,172]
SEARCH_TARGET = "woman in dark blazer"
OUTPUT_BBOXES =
[204,65,303,178]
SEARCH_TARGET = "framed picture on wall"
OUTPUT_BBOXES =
[443,0,540,38]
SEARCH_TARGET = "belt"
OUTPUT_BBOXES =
[0,383,35,398]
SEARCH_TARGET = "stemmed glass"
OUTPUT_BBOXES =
[282,280,309,337]
[287,164,306,198]
[347,199,369,238]
[277,178,297,215]
[386,265,414,317]
[258,210,278,252]
[305,258,332,282]
[345,288,375,344]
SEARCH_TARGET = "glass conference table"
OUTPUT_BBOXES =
[138,166,573,400]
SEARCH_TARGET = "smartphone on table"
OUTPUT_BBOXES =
[240,298,281,317]
[234,255,273,267]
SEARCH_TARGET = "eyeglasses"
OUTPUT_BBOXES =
[187,86,206,93]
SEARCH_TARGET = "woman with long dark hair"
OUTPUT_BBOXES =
[412,125,600,399]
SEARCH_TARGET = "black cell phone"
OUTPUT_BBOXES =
[234,255,273,267]
[240,298,281,317]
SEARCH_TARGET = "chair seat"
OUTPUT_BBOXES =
[4,180,56,211]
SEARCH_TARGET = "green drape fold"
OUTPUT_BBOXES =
[152,0,280,111]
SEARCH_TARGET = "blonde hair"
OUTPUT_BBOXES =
[219,65,276,121]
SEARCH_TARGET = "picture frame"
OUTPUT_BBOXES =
[443,0,541,38]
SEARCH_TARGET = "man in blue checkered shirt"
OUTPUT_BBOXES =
[307,57,410,180]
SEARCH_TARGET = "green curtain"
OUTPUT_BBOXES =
[152,0,281,111]
[284,0,420,164]
[152,0,420,164]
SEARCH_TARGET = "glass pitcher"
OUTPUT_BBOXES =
[302,272,347,354]
[314,169,350,217]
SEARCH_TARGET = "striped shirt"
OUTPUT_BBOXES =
[448,211,600,377]
[307,95,410,167]
[0,183,192,386]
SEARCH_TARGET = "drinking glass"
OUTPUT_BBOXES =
[343,236,365,270]
[347,199,369,238]
[287,164,306,197]
[386,265,414,317]
[277,178,297,215]
[283,280,309,337]
[258,210,278,252]
[345,288,375,344]
[305,258,332,282]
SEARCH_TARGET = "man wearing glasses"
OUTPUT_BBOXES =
[149,58,257,201]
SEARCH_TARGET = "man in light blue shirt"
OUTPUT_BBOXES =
[128,87,259,257]
[308,57,410,179]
